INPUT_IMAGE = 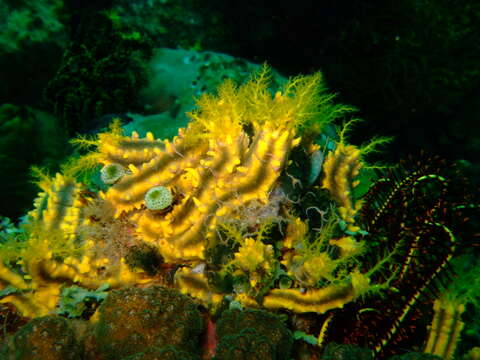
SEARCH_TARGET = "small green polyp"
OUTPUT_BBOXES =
[101,163,126,184]
[145,186,173,210]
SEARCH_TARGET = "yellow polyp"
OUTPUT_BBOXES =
[347,224,361,232]
[292,137,302,147]
[271,159,282,169]
[164,140,174,154]
[200,159,212,167]
[236,166,248,173]
[217,179,226,188]
[165,165,177,174]
[128,164,139,174]
[131,131,139,139]
[94,258,109,267]
[192,197,202,207]
[216,207,227,217]
[269,130,280,140]
[77,257,91,274]
[224,164,235,174]
[164,226,174,236]
[274,91,283,102]
[257,139,270,154]
[146,132,154,141]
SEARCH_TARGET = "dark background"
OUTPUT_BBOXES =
[1,0,479,219]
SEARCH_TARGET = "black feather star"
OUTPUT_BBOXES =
[318,152,479,358]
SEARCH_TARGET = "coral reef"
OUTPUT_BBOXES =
[86,286,203,359]
[0,66,478,359]
[4,315,82,360]
[215,309,292,360]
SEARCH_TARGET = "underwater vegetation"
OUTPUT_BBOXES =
[0,66,478,359]
[44,11,153,136]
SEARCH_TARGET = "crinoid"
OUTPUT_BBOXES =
[317,152,479,358]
